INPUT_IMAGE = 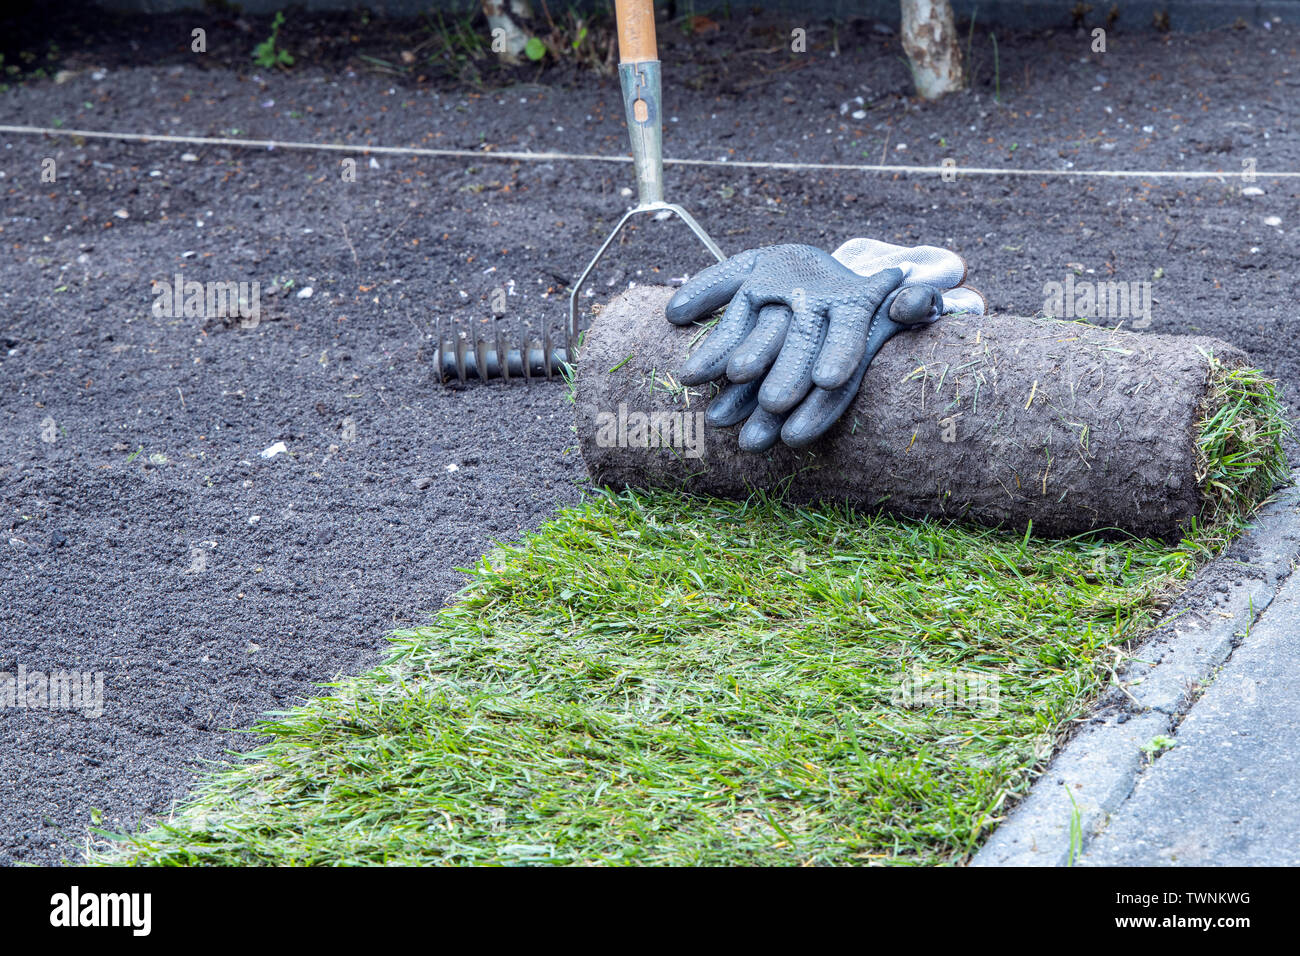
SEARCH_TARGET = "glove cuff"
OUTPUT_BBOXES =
[832,238,967,289]
[941,286,987,315]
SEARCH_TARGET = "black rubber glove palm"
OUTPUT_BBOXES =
[665,244,943,451]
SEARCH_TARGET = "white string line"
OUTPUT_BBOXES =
[2,123,1296,180]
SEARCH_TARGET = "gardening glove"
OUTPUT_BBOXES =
[665,239,983,451]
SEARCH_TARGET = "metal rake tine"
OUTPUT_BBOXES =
[492,314,502,384]
[439,316,449,381]
[520,315,531,384]
[474,326,489,383]
[434,313,445,383]
[454,320,468,384]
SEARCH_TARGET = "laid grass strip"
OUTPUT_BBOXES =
[96,488,1235,866]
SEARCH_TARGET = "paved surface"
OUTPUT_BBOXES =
[1080,571,1300,866]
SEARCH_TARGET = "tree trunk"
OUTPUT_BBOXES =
[483,1,530,57]
[900,0,966,99]
[574,286,1248,540]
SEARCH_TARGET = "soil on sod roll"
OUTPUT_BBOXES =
[0,4,1297,863]
[577,286,1280,539]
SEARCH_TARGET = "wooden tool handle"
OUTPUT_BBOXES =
[615,0,658,63]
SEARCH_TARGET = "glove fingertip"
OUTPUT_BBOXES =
[811,358,854,391]
[757,383,797,415]
[780,416,821,450]
[665,293,705,325]
[676,350,718,385]
[738,418,781,454]
[676,366,713,387]
[726,352,763,383]
[706,380,761,427]
[781,399,838,449]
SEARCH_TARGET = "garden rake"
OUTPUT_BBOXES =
[434,0,724,384]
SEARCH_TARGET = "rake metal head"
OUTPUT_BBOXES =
[435,12,724,387]
[433,313,566,385]
[433,200,722,388]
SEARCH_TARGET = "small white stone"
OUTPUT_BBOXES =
[445,463,459,472]
[297,286,314,298]
[181,152,198,162]
[1264,215,1282,227]
[114,209,129,218]
[1242,186,1265,196]
[260,441,288,459]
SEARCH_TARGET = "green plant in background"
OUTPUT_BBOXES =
[522,9,612,73]
[252,11,294,69]
[424,10,488,85]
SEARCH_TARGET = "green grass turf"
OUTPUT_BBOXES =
[96,489,1231,866]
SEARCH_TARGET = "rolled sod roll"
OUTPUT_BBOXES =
[575,285,1254,540]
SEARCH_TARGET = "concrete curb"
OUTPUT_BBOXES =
[972,471,1300,867]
